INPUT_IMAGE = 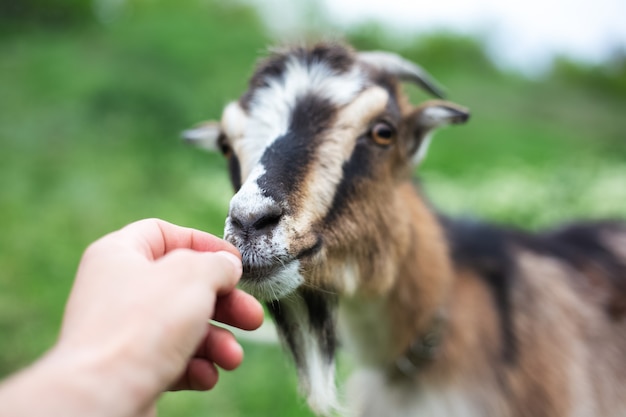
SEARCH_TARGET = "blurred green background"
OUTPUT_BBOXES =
[0,0,625,416]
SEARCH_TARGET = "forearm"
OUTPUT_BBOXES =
[0,347,156,417]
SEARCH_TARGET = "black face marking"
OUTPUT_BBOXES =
[323,137,376,227]
[256,94,336,204]
[440,216,518,365]
[227,154,242,192]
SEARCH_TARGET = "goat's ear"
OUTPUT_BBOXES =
[408,100,470,166]
[181,121,222,152]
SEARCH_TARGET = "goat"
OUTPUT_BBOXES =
[183,42,626,417]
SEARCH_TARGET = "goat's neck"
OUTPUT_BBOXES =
[338,182,455,368]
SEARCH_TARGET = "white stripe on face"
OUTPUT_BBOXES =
[293,86,390,230]
[231,57,366,183]
[226,165,277,231]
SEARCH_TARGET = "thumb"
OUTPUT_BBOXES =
[156,249,242,294]
[208,251,243,293]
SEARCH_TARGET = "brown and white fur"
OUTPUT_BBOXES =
[183,43,626,417]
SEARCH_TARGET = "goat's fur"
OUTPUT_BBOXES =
[183,42,626,417]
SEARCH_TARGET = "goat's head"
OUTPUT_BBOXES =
[183,42,468,414]
[185,43,468,301]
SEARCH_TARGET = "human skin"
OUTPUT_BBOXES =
[0,218,264,417]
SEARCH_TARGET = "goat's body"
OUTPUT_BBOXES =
[340,187,626,416]
[184,42,626,416]
[348,370,482,417]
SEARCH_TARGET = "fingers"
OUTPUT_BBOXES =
[156,250,243,296]
[110,218,241,260]
[213,289,264,330]
[169,358,219,391]
[169,325,243,392]
[198,325,244,371]
[201,251,243,295]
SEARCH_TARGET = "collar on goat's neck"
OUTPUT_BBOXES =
[392,311,446,378]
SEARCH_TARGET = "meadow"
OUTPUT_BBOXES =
[1,1,625,416]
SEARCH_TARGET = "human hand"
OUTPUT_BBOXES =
[51,219,263,413]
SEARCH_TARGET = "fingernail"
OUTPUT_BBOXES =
[215,251,242,273]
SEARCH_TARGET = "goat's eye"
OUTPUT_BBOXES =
[370,122,395,146]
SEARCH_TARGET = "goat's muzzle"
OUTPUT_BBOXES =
[224,193,310,300]
[229,201,284,242]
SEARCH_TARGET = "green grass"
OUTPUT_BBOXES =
[158,343,314,417]
[0,1,625,416]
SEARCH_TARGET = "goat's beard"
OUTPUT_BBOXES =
[237,258,303,301]
[229,234,340,414]
[266,288,340,416]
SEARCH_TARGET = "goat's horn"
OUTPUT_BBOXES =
[358,51,446,99]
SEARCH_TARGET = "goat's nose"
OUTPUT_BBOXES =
[229,201,284,240]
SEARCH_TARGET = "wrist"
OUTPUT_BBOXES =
[0,343,158,417]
